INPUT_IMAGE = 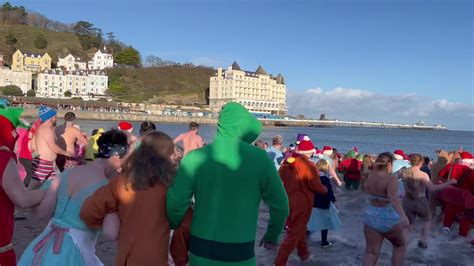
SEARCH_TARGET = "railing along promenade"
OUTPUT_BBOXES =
[259,118,447,130]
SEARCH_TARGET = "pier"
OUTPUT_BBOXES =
[259,118,447,130]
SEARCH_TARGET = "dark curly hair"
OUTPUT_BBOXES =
[121,131,176,190]
[139,121,156,136]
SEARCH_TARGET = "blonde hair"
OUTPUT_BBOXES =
[409,153,423,166]
[317,159,330,173]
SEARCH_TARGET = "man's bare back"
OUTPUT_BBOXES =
[62,126,87,155]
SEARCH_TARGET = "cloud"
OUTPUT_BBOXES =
[287,87,474,130]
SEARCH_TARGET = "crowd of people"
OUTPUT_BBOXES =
[0,101,472,266]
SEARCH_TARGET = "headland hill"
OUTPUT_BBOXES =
[0,3,446,131]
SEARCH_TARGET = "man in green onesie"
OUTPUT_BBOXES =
[167,102,289,265]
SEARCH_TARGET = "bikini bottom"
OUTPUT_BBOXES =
[363,205,400,233]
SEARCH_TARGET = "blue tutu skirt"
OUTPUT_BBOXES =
[307,203,342,232]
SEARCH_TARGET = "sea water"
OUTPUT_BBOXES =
[74,120,473,158]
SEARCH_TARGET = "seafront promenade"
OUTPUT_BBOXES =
[21,107,217,124]
[21,107,447,130]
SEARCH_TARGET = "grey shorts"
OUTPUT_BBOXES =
[403,197,431,223]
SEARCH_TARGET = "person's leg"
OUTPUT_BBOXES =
[354,180,360,190]
[321,230,328,245]
[458,215,471,237]
[384,225,407,266]
[296,227,310,261]
[418,198,431,247]
[443,203,462,229]
[418,220,430,247]
[275,221,306,265]
[345,177,351,190]
[363,226,384,266]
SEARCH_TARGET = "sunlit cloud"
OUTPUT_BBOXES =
[287,87,474,130]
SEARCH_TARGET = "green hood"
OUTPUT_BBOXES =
[216,102,262,143]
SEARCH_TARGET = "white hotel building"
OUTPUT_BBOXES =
[88,46,114,70]
[209,62,286,115]
[37,69,108,99]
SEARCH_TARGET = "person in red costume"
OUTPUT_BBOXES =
[438,151,474,237]
[274,136,328,265]
[0,108,45,266]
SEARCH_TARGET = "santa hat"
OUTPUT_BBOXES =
[296,136,315,154]
[296,133,309,144]
[394,149,407,160]
[460,151,474,164]
[118,121,133,132]
[322,146,333,155]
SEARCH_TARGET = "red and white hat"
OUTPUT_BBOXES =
[296,136,315,154]
[394,149,407,160]
[118,121,133,133]
[322,146,333,155]
[460,151,474,164]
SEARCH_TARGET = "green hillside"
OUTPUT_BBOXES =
[108,66,213,104]
[0,24,214,104]
[0,25,92,63]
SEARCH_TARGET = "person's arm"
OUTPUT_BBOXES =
[80,177,120,230]
[173,134,183,144]
[423,172,457,192]
[387,174,409,226]
[34,175,61,219]
[102,212,120,241]
[75,129,88,145]
[166,156,195,229]
[329,165,343,186]
[2,158,46,208]
[261,157,289,244]
[197,136,204,149]
[44,130,72,157]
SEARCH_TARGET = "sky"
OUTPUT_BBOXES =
[10,0,474,130]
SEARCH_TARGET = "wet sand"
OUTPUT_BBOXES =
[13,189,472,266]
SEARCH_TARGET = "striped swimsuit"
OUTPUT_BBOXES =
[31,158,56,182]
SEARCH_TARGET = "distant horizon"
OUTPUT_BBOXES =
[7,0,474,130]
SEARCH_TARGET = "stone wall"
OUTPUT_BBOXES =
[22,108,217,124]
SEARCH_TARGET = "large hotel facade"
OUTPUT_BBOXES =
[209,62,286,115]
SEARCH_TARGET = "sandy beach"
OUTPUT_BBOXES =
[13,188,472,266]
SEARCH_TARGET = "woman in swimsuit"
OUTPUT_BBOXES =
[402,153,456,248]
[362,152,409,266]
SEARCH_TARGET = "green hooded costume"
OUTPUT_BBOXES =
[167,102,289,265]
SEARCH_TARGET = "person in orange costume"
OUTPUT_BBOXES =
[274,136,328,265]
[439,151,474,237]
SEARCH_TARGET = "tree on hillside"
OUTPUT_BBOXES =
[1,85,23,96]
[0,3,27,25]
[26,12,72,32]
[34,34,48,49]
[26,89,36,97]
[105,32,124,54]
[5,32,17,46]
[144,55,179,67]
[115,47,141,66]
[73,21,102,50]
